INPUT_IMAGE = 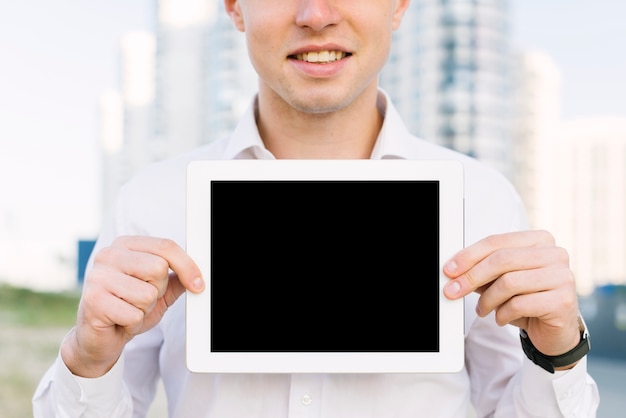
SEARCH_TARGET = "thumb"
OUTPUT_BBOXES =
[163,271,199,308]
[145,272,196,329]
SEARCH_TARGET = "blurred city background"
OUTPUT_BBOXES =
[0,0,625,416]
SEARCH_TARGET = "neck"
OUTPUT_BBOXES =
[255,85,384,159]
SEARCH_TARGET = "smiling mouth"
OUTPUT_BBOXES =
[290,50,351,64]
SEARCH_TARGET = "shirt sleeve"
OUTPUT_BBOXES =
[32,350,133,417]
[465,312,599,417]
[506,356,600,417]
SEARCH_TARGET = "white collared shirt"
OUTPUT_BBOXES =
[33,91,599,417]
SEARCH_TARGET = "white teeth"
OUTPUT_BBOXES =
[296,51,346,63]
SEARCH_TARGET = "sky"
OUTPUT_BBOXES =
[0,0,625,291]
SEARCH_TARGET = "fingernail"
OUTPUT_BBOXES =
[444,260,457,275]
[192,277,205,291]
[445,280,461,298]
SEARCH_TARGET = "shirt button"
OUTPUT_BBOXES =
[301,394,313,406]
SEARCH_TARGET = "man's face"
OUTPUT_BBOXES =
[226,0,409,114]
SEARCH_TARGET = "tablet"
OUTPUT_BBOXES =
[186,159,464,373]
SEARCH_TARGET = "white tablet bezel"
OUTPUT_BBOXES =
[186,159,464,373]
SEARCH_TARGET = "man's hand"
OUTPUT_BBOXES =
[61,236,204,378]
[443,230,582,362]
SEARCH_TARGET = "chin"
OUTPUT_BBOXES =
[289,93,354,115]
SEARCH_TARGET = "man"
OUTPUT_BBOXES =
[34,0,599,416]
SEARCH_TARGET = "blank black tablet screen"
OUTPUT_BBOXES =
[210,181,440,352]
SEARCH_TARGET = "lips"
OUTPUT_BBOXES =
[290,50,351,64]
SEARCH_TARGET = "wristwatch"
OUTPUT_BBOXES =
[519,316,590,374]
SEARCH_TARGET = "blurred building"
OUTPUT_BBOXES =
[206,2,257,143]
[511,50,626,295]
[99,89,124,223]
[510,50,561,231]
[100,31,157,221]
[99,1,256,217]
[152,0,215,162]
[122,31,157,178]
[552,117,626,295]
[381,0,514,178]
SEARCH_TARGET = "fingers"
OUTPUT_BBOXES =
[476,267,577,325]
[443,230,564,299]
[110,235,205,293]
[441,229,583,356]
[88,265,160,317]
[93,246,170,298]
[94,288,148,336]
[87,236,204,330]
[85,235,203,326]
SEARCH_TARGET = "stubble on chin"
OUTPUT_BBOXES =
[282,86,360,116]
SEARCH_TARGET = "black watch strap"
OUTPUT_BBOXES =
[519,318,590,374]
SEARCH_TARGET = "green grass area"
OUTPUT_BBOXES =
[0,284,81,417]
[0,284,80,327]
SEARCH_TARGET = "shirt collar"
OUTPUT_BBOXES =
[221,97,273,160]
[222,89,417,160]
[369,89,416,160]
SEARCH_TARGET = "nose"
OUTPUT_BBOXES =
[295,0,341,31]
